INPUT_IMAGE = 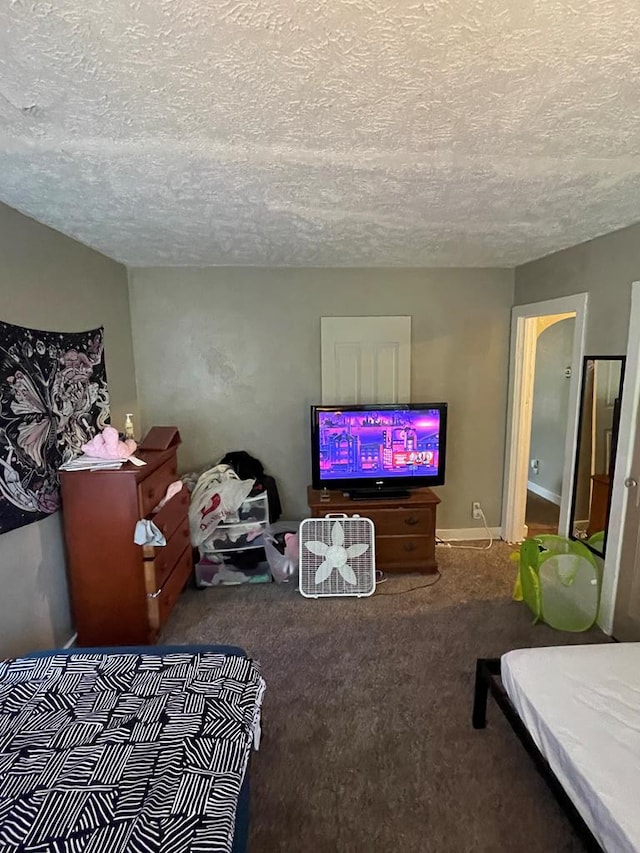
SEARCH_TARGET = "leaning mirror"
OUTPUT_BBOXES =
[570,356,626,556]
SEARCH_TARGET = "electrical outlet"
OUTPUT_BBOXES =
[472,501,482,520]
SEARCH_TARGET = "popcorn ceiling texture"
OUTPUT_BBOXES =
[1,0,640,267]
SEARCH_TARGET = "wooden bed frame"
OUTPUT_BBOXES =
[472,658,603,853]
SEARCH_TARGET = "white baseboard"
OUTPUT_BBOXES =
[437,527,501,542]
[63,633,77,649]
[527,481,561,506]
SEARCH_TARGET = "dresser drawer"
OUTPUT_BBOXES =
[142,488,189,558]
[375,534,436,571]
[151,488,189,541]
[322,507,433,536]
[138,457,179,517]
[143,518,191,593]
[147,544,192,632]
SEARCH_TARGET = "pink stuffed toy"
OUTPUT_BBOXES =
[81,426,137,459]
[283,531,299,562]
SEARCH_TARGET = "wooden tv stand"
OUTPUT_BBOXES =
[307,486,440,574]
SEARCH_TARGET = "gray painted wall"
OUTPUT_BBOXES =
[515,222,640,354]
[128,267,514,529]
[515,221,640,635]
[529,319,575,500]
[0,203,137,657]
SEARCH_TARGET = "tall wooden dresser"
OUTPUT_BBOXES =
[60,428,191,646]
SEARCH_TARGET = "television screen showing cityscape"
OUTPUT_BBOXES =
[317,408,441,480]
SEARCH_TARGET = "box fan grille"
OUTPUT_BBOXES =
[298,515,376,598]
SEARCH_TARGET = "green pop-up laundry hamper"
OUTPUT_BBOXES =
[514,534,602,631]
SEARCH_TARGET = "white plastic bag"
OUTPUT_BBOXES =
[264,526,300,583]
[189,464,254,548]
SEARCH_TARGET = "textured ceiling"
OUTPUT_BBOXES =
[1,0,640,268]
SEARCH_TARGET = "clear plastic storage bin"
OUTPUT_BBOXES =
[195,551,271,586]
[195,491,270,587]
[223,491,269,525]
[204,522,265,552]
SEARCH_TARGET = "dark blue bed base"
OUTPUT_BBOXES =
[25,644,251,853]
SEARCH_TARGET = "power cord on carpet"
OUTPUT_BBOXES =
[373,569,442,595]
[436,507,494,551]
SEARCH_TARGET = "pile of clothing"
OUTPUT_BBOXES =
[218,451,282,521]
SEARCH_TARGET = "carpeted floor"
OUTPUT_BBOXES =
[162,541,606,853]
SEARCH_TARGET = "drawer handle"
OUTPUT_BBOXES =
[147,588,162,599]
[404,516,419,526]
[404,542,416,552]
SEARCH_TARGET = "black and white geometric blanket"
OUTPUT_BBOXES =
[0,652,265,853]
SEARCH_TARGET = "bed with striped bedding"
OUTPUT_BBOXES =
[0,647,265,853]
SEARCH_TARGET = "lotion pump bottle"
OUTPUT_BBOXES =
[124,413,135,441]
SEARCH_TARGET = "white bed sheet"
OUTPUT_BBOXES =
[501,643,640,853]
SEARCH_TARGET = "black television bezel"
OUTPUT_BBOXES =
[310,402,448,493]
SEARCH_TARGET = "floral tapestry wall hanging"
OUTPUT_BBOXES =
[0,321,109,534]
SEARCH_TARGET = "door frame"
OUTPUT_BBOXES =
[501,293,588,543]
[601,280,640,633]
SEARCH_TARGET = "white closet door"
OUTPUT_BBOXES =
[613,407,640,640]
[321,316,411,404]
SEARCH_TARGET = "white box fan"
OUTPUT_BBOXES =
[299,514,376,598]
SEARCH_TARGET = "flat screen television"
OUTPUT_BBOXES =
[310,402,447,498]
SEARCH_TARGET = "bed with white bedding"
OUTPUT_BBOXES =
[473,644,640,853]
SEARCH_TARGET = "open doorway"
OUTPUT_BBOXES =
[502,294,588,544]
